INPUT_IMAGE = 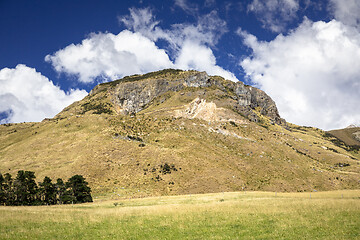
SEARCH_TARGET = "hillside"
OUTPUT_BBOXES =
[327,126,360,148]
[0,69,359,197]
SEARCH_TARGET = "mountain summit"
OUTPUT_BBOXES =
[1,69,359,197]
[83,69,285,126]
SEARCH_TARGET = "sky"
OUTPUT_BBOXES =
[0,0,359,130]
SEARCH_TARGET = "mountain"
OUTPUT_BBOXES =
[0,69,359,197]
[327,126,360,148]
[346,124,360,129]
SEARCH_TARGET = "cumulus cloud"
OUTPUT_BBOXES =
[247,0,300,32]
[239,19,360,130]
[47,8,237,83]
[328,0,360,29]
[45,30,173,83]
[175,41,237,81]
[0,64,87,123]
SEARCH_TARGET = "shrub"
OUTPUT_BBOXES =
[81,102,113,114]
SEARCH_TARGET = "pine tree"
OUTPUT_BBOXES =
[39,176,56,205]
[14,170,38,205]
[55,178,65,204]
[3,173,15,206]
[66,175,92,203]
[55,178,66,204]
[24,171,38,205]
[14,170,27,205]
[0,171,93,206]
[55,178,75,204]
[0,173,5,205]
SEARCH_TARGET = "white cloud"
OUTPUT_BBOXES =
[45,30,174,83]
[329,0,360,29]
[121,7,158,31]
[0,64,87,123]
[196,10,228,45]
[120,8,227,48]
[121,7,230,71]
[174,0,199,15]
[119,8,166,43]
[175,41,238,81]
[47,8,237,84]
[248,0,300,32]
[239,19,360,130]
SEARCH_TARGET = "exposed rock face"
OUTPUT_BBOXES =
[209,77,284,125]
[92,70,285,125]
[111,72,210,114]
[353,131,360,142]
[174,98,216,120]
[173,97,247,124]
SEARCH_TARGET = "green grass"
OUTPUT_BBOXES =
[0,190,359,239]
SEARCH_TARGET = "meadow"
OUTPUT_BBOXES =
[0,190,359,239]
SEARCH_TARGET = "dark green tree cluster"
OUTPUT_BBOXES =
[0,171,92,206]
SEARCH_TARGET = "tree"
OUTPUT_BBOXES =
[66,175,92,203]
[0,173,5,205]
[13,170,26,205]
[55,178,69,204]
[0,171,93,206]
[13,170,38,205]
[24,171,38,205]
[39,176,56,205]
[3,173,15,205]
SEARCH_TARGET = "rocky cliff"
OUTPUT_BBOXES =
[90,69,285,126]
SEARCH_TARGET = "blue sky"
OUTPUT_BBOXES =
[0,0,359,130]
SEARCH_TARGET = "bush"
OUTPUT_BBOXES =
[81,102,113,114]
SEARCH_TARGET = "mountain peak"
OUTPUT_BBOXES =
[346,124,360,129]
[81,69,286,127]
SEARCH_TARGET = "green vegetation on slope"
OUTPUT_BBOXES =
[101,68,184,86]
[0,191,359,239]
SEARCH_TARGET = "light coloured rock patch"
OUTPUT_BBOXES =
[174,97,246,124]
[353,131,360,142]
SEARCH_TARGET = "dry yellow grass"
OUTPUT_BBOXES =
[328,127,360,146]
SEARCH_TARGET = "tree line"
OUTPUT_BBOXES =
[0,170,92,206]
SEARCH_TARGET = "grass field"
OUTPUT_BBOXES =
[0,190,359,239]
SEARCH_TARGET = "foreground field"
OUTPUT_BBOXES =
[0,191,359,239]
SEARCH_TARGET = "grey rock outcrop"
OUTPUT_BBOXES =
[111,72,210,114]
[92,69,285,126]
[353,131,360,142]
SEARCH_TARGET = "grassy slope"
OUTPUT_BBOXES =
[328,127,360,147]
[0,74,359,196]
[0,190,359,239]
